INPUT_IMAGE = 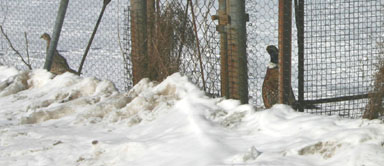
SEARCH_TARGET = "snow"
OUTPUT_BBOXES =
[0,66,383,166]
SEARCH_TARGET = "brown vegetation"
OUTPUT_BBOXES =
[147,1,195,82]
[363,56,384,119]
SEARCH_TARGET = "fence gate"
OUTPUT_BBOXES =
[299,0,384,118]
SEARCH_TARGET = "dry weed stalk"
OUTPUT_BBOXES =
[188,0,206,91]
[363,45,384,119]
[148,1,195,82]
[0,25,32,70]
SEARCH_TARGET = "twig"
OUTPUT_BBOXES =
[152,2,170,79]
[0,25,32,70]
[24,32,31,66]
[188,0,206,91]
[152,39,170,77]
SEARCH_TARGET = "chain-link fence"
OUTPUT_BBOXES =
[0,0,221,95]
[178,0,220,96]
[247,0,278,107]
[128,0,221,96]
[246,0,384,118]
[303,0,384,118]
[0,0,131,91]
[1,0,383,119]
[246,0,300,108]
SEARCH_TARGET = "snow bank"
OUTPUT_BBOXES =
[0,66,383,166]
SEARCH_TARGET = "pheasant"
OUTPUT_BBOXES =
[41,33,77,75]
[262,45,318,110]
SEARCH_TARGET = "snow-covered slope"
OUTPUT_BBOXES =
[0,66,383,166]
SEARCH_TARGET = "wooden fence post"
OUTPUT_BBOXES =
[278,0,292,105]
[131,0,147,85]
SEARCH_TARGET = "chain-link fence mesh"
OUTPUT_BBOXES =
[303,0,384,118]
[0,0,131,91]
[246,0,384,118]
[0,0,220,95]
[167,0,220,96]
[1,0,383,119]
[128,0,220,96]
[246,0,300,108]
[246,1,278,107]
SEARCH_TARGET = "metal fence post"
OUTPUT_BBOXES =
[78,0,111,75]
[131,0,147,85]
[213,0,229,99]
[227,0,249,104]
[295,0,305,112]
[278,0,292,105]
[43,0,69,71]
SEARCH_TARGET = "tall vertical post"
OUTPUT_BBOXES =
[78,0,111,75]
[131,0,147,85]
[227,0,249,104]
[146,0,155,81]
[295,0,305,112]
[220,0,229,99]
[44,0,69,71]
[214,0,229,98]
[278,0,292,104]
[214,0,248,104]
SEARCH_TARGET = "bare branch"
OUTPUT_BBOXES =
[188,0,206,91]
[0,25,32,70]
[24,32,31,66]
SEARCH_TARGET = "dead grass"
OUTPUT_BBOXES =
[147,1,195,82]
[363,52,384,119]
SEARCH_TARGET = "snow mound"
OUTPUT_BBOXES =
[0,68,117,125]
[75,73,206,125]
[0,66,384,166]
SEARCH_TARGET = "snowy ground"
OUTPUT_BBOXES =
[0,66,384,166]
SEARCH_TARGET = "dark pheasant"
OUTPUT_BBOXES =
[262,45,319,110]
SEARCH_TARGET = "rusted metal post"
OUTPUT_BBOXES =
[44,0,68,71]
[278,0,292,104]
[189,0,207,92]
[295,0,305,112]
[131,0,147,85]
[78,0,111,75]
[213,0,229,98]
